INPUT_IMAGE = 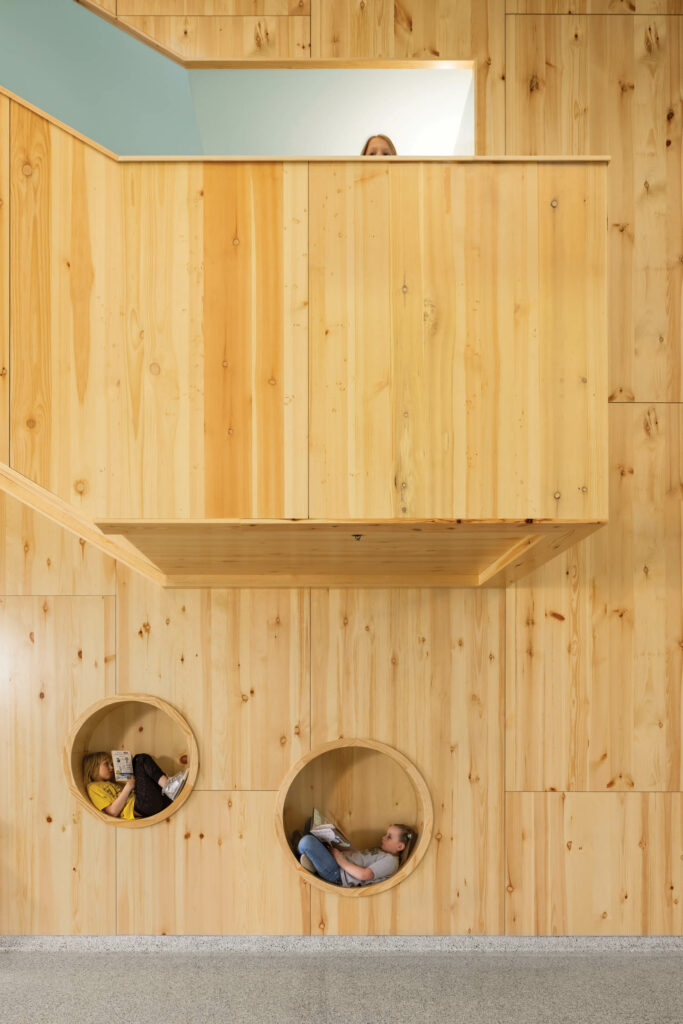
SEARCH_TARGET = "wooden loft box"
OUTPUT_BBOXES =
[94,158,607,587]
[8,99,608,588]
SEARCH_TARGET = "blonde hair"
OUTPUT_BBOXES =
[361,134,397,156]
[393,823,417,866]
[83,751,111,786]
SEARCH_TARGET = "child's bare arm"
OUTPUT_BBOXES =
[330,847,374,882]
[104,779,135,817]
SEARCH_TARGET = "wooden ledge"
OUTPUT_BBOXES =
[96,518,606,588]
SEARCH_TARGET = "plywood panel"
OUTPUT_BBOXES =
[507,404,683,792]
[0,596,116,933]
[311,0,505,155]
[507,1,683,11]
[98,518,603,587]
[116,791,311,933]
[0,95,8,464]
[506,793,683,935]
[309,161,607,521]
[10,104,308,519]
[309,588,504,935]
[203,163,308,518]
[119,1,309,12]
[0,491,116,595]
[116,566,310,789]
[506,15,683,402]
[118,14,311,59]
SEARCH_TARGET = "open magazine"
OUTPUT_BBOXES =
[111,749,134,782]
[309,807,352,849]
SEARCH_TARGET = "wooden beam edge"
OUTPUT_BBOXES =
[0,463,167,586]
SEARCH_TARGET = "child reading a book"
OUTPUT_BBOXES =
[297,824,415,887]
[83,752,187,820]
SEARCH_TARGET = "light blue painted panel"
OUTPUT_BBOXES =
[0,0,201,155]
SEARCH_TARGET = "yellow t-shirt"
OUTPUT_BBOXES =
[87,781,136,820]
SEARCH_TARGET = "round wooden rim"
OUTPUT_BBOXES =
[274,737,433,898]
[63,694,199,829]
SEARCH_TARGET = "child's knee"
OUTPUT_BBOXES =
[297,834,314,855]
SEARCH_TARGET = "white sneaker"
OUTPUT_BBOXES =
[162,770,188,801]
[299,853,316,874]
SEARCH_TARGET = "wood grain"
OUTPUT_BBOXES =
[0,491,116,596]
[202,162,308,518]
[309,587,504,935]
[118,14,311,59]
[507,404,683,792]
[116,791,311,933]
[507,1,683,12]
[97,519,603,587]
[506,793,683,935]
[0,95,8,464]
[309,161,607,521]
[311,0,506,155]
[115,566,310,789]
[119,1,309,12]
[0,596,116,933]
[506,15,683,402]
[10,105,308,519]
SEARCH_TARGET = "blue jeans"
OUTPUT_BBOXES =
[297,834,342,885]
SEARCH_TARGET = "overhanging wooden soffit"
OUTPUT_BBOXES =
[95,519,606,588]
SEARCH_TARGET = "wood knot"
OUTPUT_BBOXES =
[39,692,45,700]
[0,367,6,377]
[529,73,540,93]
[149,362,160,376]
[280,735,287,746]
[22,163,33,177]
[46,816,52,823]
[26,418,36,429]
[73,479,88,496]
[550,198,558,209]
[180,754,188,765]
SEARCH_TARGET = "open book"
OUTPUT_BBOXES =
[111,750,134,782]
[309,807,351,849]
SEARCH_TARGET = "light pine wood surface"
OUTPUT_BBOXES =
[0,491,116,596]
[507,1,683,11]
[309,161,607,522]
[116,567,311,790]
[116,791,312,933]
[10,104,308,520]
[506,14,683,402]
[506,793,683,935]
[506,404,683,792]
[309,588,505,934]
[0,596,117,933]
[117,14,311,59]
[118,1,310,12]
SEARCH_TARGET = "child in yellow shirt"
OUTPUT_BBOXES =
[83,752,187,820]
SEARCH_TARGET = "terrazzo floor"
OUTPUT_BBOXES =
[2,948,682,1024]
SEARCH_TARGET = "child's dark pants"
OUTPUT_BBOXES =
[133,753,171,817]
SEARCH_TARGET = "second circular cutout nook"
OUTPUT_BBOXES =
[275,738,432,897]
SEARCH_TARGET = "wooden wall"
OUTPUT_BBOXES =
[2,0,682,934]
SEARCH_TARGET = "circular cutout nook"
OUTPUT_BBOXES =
[275,738,433,897]
[65,694,199,828]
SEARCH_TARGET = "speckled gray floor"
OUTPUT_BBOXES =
[1,949,682,1024]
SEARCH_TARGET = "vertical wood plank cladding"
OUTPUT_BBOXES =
[116,566,310,789]
[116,791,311,934]
[309,588,504,935]
[506,793,683,935]
[117,15,311,59]
[506,404,683,792]
[309,161,606,521]
[507,1,683,12]
[506,15,683,402]
[118,161,205,517]
[310,0,506,155]
[10,103,52,487]
[0,493,116,595]
[203,163,307,518]
[0,96,8,463]
[0,596,116,934]
[119,1,308,12]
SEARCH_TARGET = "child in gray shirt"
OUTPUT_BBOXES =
[298,824,415,887]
